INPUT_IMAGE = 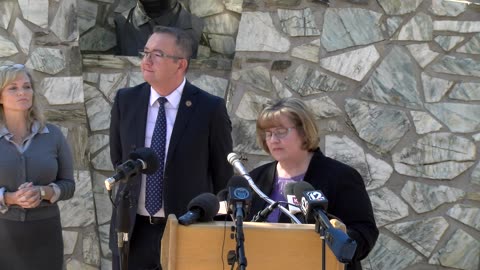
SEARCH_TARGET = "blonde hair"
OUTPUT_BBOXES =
[256,98,319,154]
[0,64,45,128]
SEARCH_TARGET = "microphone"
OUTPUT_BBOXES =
[178,193,220,225]
[293,181,318,223]
[227,153,250,176]
[284,182,295,197]
[227,153,302,224]
[285,182,305,223]
[227,176,252,220]
[105,147,159,191]
[225,176,251,269]
[293,181,357,263]
[251,182,297,222]
[216,176,248,202]
[251,201,279,222]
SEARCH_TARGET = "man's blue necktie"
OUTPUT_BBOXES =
[145,97,167,216]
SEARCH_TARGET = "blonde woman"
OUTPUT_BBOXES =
[0,64,75,270]
[249,98,378,270]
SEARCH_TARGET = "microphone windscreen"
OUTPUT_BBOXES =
[293,181,315,202]
[217,189,228,201]
[284,182,296,196]
[187,193,220,222]
[285,182,302,215]
[227,175,250,189]
[129,147,159,175]
[217,176,250,202]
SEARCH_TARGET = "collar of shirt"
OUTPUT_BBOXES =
[149,78,185,108]
[0,121,49,140]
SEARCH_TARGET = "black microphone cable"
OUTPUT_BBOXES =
[251,201,279,222]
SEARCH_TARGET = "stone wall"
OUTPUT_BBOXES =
[0,0,479,269]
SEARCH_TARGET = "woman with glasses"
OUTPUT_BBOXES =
[0,64,75,270]
[248,98,378,270]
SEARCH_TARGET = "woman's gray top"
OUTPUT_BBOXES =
[0,122,75,221]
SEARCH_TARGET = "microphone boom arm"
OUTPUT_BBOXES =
[228,153,302,224]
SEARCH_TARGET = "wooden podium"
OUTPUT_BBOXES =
[161,214,345,270]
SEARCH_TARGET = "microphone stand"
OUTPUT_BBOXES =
[234,202,247,270]
[116,184,132,270]
[228,154,302,224]
[315,221,327,270]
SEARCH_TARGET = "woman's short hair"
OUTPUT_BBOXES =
[0,64,45,128]
[256,98,319,154]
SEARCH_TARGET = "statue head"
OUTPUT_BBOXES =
[139,0,179,16]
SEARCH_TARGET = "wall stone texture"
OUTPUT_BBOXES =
[0,0,479,269]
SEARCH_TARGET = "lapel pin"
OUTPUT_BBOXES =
[186,100,192,107]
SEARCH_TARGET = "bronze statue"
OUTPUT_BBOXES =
[115,0,204,58]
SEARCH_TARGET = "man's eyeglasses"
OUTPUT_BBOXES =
[264,127,296,140]
[139,50,184,61]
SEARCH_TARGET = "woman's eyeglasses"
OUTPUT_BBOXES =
[264,127,296,140]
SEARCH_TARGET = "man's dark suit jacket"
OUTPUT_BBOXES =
[248,149,378,270]
[108,81,233,254]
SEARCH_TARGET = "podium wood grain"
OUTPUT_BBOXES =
[161,214,345,270]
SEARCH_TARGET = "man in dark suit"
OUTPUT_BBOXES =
[108,26,233,270]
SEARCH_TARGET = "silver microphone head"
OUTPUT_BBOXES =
[105,177,115,191]
[227,152,239,165]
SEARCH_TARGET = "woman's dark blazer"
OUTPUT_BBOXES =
[248,149,379,270]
